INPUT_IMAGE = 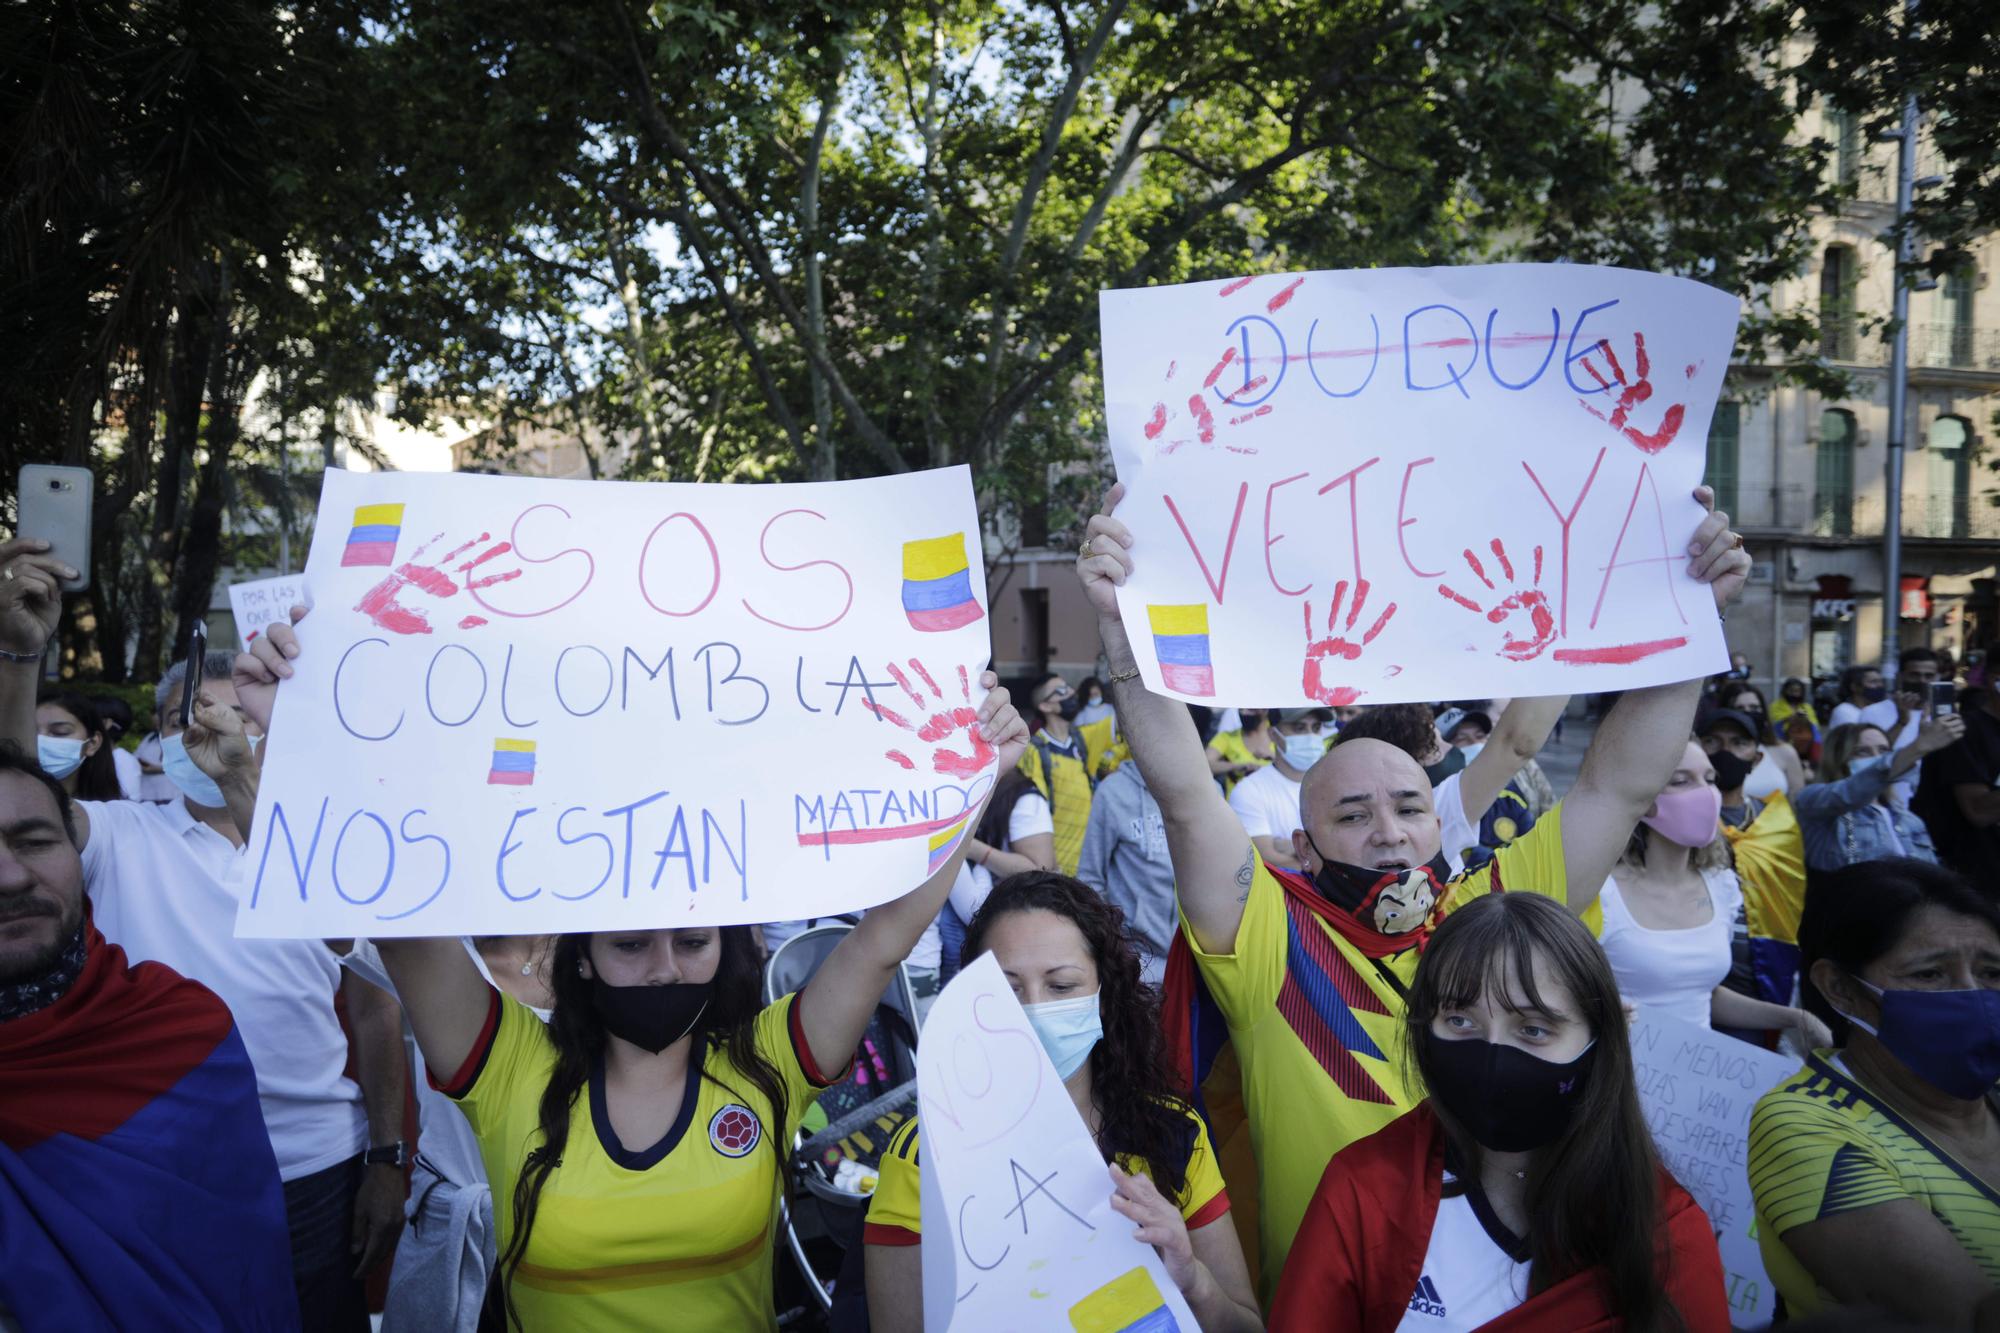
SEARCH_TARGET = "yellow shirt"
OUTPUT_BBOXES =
[1749,1052,2000,1316]
[1207,729,1274,796]
[442,990,839,1331]
[862,1103,1231,1246]
[1182,804,1570,1300]
[1020,732,1098,875]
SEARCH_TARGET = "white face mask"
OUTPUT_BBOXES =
[1281,729,1327,771]
[37,735,86,779]
[1457,740,1486,765]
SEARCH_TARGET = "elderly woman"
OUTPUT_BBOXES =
[1792,720,1960,871]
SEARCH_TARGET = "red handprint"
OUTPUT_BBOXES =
[865,660,992,780]
[1439,539,1556,662]
[353,532,522,635]
[1576,332,1686,453]
[1301,579,1396,707]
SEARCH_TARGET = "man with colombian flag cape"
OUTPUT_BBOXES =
[1075,483,1752,1306]
[0,754,293,1328]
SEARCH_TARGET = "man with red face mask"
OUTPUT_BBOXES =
[1076,483,1752,1301]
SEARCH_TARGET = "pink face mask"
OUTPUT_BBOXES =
[1642,784,1722,848]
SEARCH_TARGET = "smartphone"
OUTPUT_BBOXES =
[16,465,93,590]
[179,621,208,729]
[1932,681,1957,716]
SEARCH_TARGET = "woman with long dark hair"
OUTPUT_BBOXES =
[1748,858,2000,1327]
[1270,892,1728,1331]
[1717,682,1805,798]
[864,873,1261,1332]
[35,689,123,801]
[359,680,1028,1332]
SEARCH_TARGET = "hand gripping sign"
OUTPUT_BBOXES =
[237,465,996,938]
[917,954,1199,1332]
[1099,264,1742,705]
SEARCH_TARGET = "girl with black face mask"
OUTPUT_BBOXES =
[1270,893,1729,1332]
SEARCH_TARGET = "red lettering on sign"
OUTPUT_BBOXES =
[1396,458,1445,579]
[1522,447,1607,638]
[742,508,855,632]
[1263,472,1313,596]
[1317,458,1381,588]
[1164,484,1249,604]
[1588,462,1687,631]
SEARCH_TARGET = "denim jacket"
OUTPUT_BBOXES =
[1793,763,1939,871]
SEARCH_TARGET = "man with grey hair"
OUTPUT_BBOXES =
[0,584,410,1332]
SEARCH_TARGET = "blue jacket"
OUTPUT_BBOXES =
[1793,763,1939,871]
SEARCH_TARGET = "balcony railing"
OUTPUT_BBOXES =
[1809,490,2000,541]
[1911,322,2000,371]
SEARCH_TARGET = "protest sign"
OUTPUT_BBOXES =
[1631,1013,1796,1328]
[237,466,996,938]
[1098,264,1741,705]
[918,953,1198,1332]
[227,574,310,651]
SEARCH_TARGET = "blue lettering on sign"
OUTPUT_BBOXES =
[377,810,451,922]
[1403,304,1479,399]
[621,645,679,718]
[695,641,769,725]
[425,644,488,728]
[334,639,402,741]
[496,807,540,902]
[332,810,396,906]
[252,797,331,908]
[1305,313,1380,399]
[555,645,614,718]
[1484,307,1561,391]
[1565,299,1621,394]
[1211,315,1286,407]
[500,645,539,728]
[553,806,615,902]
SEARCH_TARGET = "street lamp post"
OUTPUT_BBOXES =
[1878,10,1919,683]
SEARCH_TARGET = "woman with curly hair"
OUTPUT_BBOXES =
[863,872,1261,1332]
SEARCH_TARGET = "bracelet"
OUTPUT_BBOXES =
[1107,667,1142,686]
[0,642,46,664]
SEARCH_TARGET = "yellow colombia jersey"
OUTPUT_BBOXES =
[1749,1052,2000,1316]
[1182,804,1570,1302]
[1208,729,1272,796]
[862,1104,1231,1246]
[440,990,840,1331]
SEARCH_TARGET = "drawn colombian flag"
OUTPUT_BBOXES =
[1147,604,1216,697]
[901,535,984,632]
[488,738,536,786]
[1069,1267,1182,1333]
[341,503,405,568]
[927,812,973,874]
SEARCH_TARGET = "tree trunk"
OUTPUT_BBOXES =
[170,257,239,652]
[134,267,219,679]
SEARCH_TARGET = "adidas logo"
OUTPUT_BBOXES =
[1408,1274,1446,1317]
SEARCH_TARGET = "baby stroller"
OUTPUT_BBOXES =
[765,923,922,1330]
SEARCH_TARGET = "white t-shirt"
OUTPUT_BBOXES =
[1432,772,1475,876]
[131,733,180,803]
[82,798,367,1181]
[109,746,143,801]
[1229,763,1304,843]
[1828,697,1899,732]
[1396,1170,1531,1331]
[1596,866,1743,1031]
[1743,750,1788,802]
[948,792,1052,921]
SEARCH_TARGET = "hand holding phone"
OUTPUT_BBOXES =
[179,621,208,729]
[1931,681,1957,717]
[16,465,92,591]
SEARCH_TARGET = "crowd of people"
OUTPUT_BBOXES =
[5,475,2000,1333]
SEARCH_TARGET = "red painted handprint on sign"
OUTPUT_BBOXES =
[1576,332,1686,453]
[1301,580,1397,707]
[1438,539,1557,662]
[865,660,992,780]
[354,532,522,635]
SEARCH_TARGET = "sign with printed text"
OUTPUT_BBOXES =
[918,954,1197,1332]
[1631,1014,1796,1329]
[236,466,996,938]
[227,574,310,652]
[1099,264,1741,705]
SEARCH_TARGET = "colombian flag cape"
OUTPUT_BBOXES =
[1,923,294,1329]
[1722,791,1808,1035]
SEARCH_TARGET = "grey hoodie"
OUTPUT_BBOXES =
[1075,762,1178,980]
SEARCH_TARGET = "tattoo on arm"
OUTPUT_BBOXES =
[1235,848,1255,903]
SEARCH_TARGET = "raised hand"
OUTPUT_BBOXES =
[1301,579,1395,707]
[1914,713,1966,757]
[866,662,1026,778]
[1438,538,1556,661]
[0,539,75,657]
[1575,331,1687,453]
[1078,483,1135,621]
[1687,486,1750,612]
[182,689,256,784]
[354,531,520,636]
[234,606,306,736]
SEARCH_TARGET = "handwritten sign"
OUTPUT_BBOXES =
[1631,1014,1796,1328]
[918,954,1197,1332]
[1098,264,1741,705]
[228,574,310,652]
[236,466,996,938]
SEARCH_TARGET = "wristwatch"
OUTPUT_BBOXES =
[362,1141,408,1169]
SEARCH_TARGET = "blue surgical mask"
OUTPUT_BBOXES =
[1457,741,1486,766]
[1281,730,1328,772]
[1022,992,1103,1080]
[36,735,85,779]
[1849,753,1890,777]
[1841,979,2000,1101]
[161,733,227,808]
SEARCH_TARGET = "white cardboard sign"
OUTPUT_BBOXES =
[237,466,996,937]
[1631,1014,1796,1328]
[228,574,310,651]
[1097,264,1741,705]
[918,953,1198,1332]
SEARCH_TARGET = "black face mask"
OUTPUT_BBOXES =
[589,975,713,1053]
[1709,749,1755,794]
[1423,747,1466,785]
[1304,831,1454,937]
[1421,1030,1597,1152]
[1057,694,1082,722]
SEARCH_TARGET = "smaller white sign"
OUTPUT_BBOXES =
[918,953,1198,1332]
[227,574,309,652]
[1631,1014,1797,1329]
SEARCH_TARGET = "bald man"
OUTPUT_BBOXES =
[1077,483,1751,1298]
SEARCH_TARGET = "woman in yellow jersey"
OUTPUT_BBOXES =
[863,873,1261,1332]
[1748,857,2000,1328]
[1206,707,1277,794]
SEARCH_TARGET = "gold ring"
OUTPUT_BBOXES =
[1730,533,1744,551]
[1080,537,1094,560]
